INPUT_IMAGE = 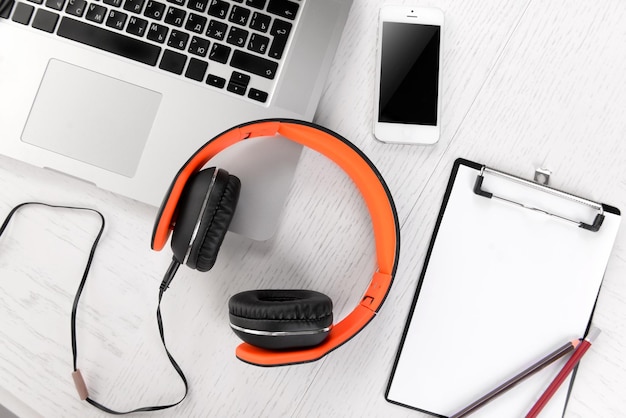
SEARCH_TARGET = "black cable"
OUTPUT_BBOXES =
[85,258,187,414]
[1,202,188,414]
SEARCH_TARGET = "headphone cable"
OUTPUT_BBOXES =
[1,202,188,414]
[81,258,188,414]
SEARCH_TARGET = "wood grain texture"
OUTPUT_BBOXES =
[1,0,625,417]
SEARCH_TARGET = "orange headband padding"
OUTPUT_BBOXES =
[151,119,400,365]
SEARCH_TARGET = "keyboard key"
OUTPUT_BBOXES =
[159,49,186,74]
[57,17,161,65]
[85,3,106,23]
[32,7,59,31]
[188,35,209,56]
[147,21,168,43]
[247,33,269,54]
[167,29,189,49]
[185,12,206,33]
[103,0,123,7]
[0,0,14,18]
[230,71,249,87]
[230,49,277,79]
[123,0,145,13]
[45,0,65,11]
[185,57,207,81]
[227,82,245,95]
[206,74,225,88]
[249,11,269,32]
[187,0,207,12]
[12,2,34,23]
[267,0,298,20]
[226,26,247,47]
[248,88,267,103]
[65,0,87,17]
[143,0,164,20]
[245,0,265,10]
[268,18,290,59]
[206,19,226,40]
[166,0,184,5]
[208,42,230,63]
[228,5,249,26]
[126,15,148,36]
[105,9,127,30]
[207,0,228,19]
[164,5,185,26]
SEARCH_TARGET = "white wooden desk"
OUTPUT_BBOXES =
[2,0,625,417]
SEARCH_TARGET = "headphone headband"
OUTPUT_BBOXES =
[151,119,400,366]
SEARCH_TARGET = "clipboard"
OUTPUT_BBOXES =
[385,158,621,417]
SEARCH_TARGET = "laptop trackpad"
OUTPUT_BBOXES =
[22,59,161,177]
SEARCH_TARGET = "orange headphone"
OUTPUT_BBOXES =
[151,119,400,366]
[2,119,399,413]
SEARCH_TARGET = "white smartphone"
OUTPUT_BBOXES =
[373,6,444,145]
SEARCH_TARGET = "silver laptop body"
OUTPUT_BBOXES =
[0,0,352,240]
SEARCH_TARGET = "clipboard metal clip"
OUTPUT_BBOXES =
[473,166,605,232]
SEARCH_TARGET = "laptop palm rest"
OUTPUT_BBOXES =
[21,59,162,177]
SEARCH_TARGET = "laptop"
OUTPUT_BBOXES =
[0,0,352,240]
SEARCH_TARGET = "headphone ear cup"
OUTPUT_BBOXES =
[191,172,240,272]
[170,168,240,271]
[228,290,333,350]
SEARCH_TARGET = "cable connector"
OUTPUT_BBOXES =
[72,369,89,400]
[159,258,181,292]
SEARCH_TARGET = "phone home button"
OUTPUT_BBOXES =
[402,126,415,141]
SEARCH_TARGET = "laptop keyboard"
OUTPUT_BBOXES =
[2,0,303,104]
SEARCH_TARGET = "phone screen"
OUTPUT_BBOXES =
[378,22,441,126]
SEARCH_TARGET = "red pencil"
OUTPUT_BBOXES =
[525,327,601,418]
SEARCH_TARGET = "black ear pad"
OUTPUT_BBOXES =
[228,290,333,350]
[189,170,240,272]
[170,168,240,272]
